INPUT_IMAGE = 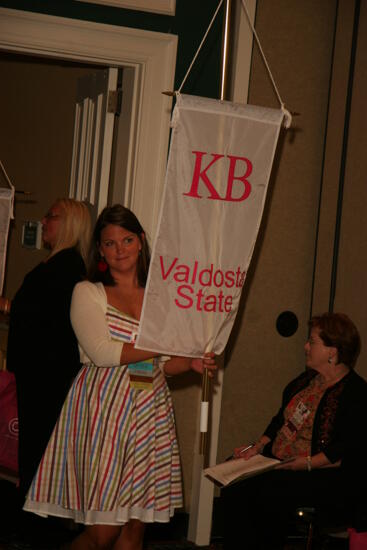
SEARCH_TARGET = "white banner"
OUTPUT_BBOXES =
[136,94,284,357]
[0,162,15,295]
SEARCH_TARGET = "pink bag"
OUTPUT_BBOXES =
[0,370,18,482]
[349,528,367,550]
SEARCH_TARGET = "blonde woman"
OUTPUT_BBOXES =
[0,198,91,506]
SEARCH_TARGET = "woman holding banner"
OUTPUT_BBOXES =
[222,312,367,549]
[24,204,216,550]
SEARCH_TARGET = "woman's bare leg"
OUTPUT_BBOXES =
[70,525,121,549]
[111,519,145,550]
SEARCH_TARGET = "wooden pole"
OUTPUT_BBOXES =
[199,0,232,458]
[220,0,232,101]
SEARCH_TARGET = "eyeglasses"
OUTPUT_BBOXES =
[44,212,61,220]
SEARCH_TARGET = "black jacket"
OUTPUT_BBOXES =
[263,368,367,465]
[7,247,85,496]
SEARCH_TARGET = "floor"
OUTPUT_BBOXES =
[0,478,218,550]
[0,479,349,549]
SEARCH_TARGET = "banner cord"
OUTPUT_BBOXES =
[175,0,292,128]
[177,0,224,94]
[240,0,282,107]
[240,0,291,127]
[0,160,14,190]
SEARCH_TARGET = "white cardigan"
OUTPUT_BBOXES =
[70,281,124,367]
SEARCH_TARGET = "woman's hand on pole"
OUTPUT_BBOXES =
[190,352,217,377]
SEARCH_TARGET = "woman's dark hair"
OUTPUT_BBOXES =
[88,204,150,287]
[309,312,361,368]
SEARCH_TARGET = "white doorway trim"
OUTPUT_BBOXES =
[76,0,176,16]
[0,7,177,240]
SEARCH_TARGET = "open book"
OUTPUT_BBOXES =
[204,454,281,487]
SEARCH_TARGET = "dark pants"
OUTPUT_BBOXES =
[15,370,70,503]
[221,468,356,550]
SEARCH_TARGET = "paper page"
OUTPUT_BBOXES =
[204,454,280,486]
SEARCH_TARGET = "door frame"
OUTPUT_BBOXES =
[0,7,177,240]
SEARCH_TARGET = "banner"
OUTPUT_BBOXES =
[0,161,15,295]
[136,94,284,357]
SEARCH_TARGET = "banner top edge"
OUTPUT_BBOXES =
[176,93,284,124]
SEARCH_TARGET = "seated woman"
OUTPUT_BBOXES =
[222,312,367,549]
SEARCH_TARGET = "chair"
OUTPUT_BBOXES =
[289,506,349,549]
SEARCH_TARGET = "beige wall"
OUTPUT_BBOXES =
[218,0,340,462]
[218,0,367,467]
[315,0,367,377]
[334,0,367,352]
[311,0,357,317]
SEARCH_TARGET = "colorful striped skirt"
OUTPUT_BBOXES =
[24,362,183,525]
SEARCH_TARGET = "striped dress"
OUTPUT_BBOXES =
[24,305,183,525]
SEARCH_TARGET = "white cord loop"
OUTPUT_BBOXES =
[281,105,293,129]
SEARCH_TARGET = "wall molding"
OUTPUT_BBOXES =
[0,7,177,238]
